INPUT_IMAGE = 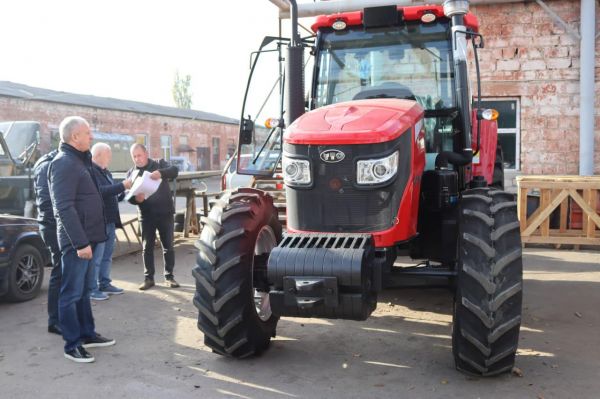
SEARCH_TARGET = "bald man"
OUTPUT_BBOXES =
[89,143,132,301]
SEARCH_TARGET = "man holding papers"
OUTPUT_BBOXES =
[126,143,179,290]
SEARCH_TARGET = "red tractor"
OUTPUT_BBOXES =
[193,0,522,376]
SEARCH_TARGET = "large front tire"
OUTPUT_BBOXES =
[193,188,282,358]
[452,187,523,376]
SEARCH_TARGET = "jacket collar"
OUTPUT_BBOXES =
[135,158,156,171]
[59,142,91,163]
[92,162,107,173]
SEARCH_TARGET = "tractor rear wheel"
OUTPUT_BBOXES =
[193,188,282,358]
[452,187,522,376]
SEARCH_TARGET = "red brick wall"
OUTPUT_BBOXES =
[0,96,238,170]
[469,0,600,175]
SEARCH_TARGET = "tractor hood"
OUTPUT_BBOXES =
[284,99,423,145]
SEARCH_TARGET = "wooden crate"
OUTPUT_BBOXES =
[516,175,600,246]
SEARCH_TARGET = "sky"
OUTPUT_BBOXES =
[2,1,302,119]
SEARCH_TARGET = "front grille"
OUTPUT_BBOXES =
[285,131,412,232]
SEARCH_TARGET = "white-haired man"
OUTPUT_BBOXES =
[49,116,115,363]
[89,143,132,300]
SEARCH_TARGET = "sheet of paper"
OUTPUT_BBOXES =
[125,171,161,200]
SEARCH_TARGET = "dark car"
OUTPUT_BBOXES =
[0,215,50,302]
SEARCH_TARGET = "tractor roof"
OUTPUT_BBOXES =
[311,4,478,32]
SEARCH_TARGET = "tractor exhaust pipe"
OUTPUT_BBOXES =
[436,0,473,169]
[285,0,305,127]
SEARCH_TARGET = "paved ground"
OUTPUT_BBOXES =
[1,244,599,399]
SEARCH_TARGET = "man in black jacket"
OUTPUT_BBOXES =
[127,143,179,290]
[49,116,115,363]
[90,143,132,300]
[33,149,61,335]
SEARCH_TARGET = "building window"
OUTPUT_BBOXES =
[212,137,221,169]
[135,133,148,152]
[160,135,172,160]
[478,98,520,170]
[226,139,236,160]
[180,135,188,145]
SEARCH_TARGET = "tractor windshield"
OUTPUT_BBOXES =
[314,20,454,109]
[314,20,457,161]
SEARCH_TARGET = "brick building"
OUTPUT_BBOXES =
[467,0,599,189]
[0,81,239,171]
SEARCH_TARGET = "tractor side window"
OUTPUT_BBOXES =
[238,38,285,176]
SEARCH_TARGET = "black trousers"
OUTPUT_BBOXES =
[39,224,62,327]
[140,213,175,280]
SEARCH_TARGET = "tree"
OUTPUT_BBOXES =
[172,71,193,109]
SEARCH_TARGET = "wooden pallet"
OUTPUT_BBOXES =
[517,175,600,247]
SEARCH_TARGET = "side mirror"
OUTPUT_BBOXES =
[240,117,254,145]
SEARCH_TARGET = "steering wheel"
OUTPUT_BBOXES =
[352,81,416,101]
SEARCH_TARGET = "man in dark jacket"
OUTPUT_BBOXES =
[49,116,115,363]
[127,143,179,290]
[89,143,132,300]
[33,149,61,335]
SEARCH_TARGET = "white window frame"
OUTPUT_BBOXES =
[479,97,520,171]
[160,135,172,160]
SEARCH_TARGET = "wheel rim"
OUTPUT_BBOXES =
[16,253,41,294]
[253,225,277,322]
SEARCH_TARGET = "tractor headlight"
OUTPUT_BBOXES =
[282,155,311,186]
[356,151,399,185]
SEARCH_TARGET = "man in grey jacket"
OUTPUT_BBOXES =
[49,116,115,363]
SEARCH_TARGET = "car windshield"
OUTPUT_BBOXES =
[0,122,39,159]
[315,20,454,111]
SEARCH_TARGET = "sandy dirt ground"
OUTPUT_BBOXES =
[1,242,599,399]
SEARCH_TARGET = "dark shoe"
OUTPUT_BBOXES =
[165,278,180,288]
[64,346,95,363]
[100,284,124,295]
[82,333,116,348]
[90,290,110,301]
[48,324,62,335]
[138,279,155,291]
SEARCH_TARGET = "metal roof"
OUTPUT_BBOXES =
[0,81,239,126]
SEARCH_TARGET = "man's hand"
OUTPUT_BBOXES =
[123,178,133,190]
[135,193,146,203]
[77,245,93,260]
[150,171,161,180]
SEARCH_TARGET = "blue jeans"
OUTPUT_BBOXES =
[59,246,96,352]
[39,224,62,327]
[91,223,116,291]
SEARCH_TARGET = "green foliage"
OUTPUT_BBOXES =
[172,71,193,109]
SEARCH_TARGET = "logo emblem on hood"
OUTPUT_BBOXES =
[320,149,345,163]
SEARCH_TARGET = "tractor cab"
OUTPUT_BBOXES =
[237,3,496,185]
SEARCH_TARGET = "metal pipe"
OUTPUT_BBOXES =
[274,0,533,19]
[285,0,305,126]
[579,0,596,175]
